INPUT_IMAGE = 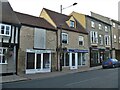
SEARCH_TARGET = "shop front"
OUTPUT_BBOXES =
[90,47,111,67]
[26,49,52,74]
[62,49,89,70]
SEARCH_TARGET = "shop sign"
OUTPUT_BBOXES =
[68,49,88,53]
[26,49,51,54]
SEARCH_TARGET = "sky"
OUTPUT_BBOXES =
[8,0,120,21]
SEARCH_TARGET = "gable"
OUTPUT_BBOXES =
[40,9,56,28]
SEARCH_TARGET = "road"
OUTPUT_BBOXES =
[2,68,119,88]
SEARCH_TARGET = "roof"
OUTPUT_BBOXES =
[86,15,111,26]
[43,8,88,34]
[15,12,56,30]
[0,1,20,25]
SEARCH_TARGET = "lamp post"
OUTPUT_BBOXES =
[59,3,77,71]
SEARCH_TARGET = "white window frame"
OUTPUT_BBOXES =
[91,21,95,28]
[62,33,68,44]
[105,26,108,32]
[119,37,120,43]
[113,35,117,43]
[99,24,102,30]
[90,31,98,44]
[99,35,103,45]
[112,22,116,28]
[0,47,7,64]
[79,36,84,46]
[70,20,75,28]
[0,23,11,36]
[104,35,111,46]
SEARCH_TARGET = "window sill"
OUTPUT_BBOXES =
[0,63,8,65]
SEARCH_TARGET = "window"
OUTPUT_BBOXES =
[91,21,95,28]
[62,53,69,66]
[0,24,11,36]
[112,22,116,28]
[90,31,98,44]
[119,37,120,43]
[78,53,86,66]
[99,24,102,30]
[62,33,68,44]
[0,47,7,64]
[99,35,103,45]
[79,36,84,46]
[105,26,108,32]
[70,20,75,28]
[113,35,117,43]
[105,35,111,46]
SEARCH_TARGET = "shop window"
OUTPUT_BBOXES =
[43,53,50,69]
[26,53,35,69]
[62,53,69,66]
[0,47,7,64]
[78,53,86,66]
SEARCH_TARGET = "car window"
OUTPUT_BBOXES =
[112,59,118,62]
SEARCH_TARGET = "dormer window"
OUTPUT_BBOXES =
[0,24,11,36]
[70,20,75,28]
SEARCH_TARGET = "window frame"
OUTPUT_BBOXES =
[62,33,68,44]
[0,24,11,36]
[112,22,116,28]
[70,20,75,28]
[105,26,108,32]
[104,35,111,46]
[79,36,84,46]
[91,21,95,28]
[99,35,103,45]
[98,24,102,30]
[90,31,98,44]
[0,47,7,64]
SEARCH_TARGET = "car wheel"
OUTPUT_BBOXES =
[102,66,106,69]
[112,64,115,68]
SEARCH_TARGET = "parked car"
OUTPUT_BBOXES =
[102,58,120,69]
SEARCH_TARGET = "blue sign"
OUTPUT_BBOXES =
[67,49,88,53]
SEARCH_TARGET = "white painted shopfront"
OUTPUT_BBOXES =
[26,49,51,74]
[62,49,89,70]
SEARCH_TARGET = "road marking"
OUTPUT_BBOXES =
[65,71,118,86]
[65,77,99,86]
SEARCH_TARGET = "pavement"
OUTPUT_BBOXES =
[1,65,102,83]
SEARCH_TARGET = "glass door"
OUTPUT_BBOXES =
[70,53,77,69]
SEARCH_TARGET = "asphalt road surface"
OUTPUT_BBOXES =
[2,68,119,88]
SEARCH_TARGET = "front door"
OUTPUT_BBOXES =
[70,53,77,69]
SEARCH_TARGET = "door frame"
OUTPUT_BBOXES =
[69,53,78,69]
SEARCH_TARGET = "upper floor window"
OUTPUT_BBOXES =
[112,22,116,28]
[90,31,98,44]
[0,47,7,64]
[70,20,75,28]
[105,26,108,32]
[62,33,68,44]
[91,21,95,28]
[99,35,103,45]
[104,35,111,46]
[0,24,11,36]
[114,35,117,43]
[119,37,120,43]
[79,36,84,46]
[99,24,102,30]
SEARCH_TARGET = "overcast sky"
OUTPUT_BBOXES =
[8,0,119,21]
